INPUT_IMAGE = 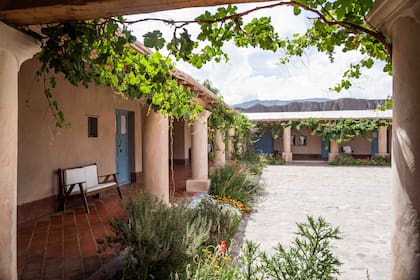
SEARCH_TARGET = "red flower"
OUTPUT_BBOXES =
[219,240,227,253]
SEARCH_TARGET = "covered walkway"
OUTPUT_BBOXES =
[17,164,193,280]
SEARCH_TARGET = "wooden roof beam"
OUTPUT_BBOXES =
[0,0,274,25]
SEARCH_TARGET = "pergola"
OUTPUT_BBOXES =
[0,0,419,279]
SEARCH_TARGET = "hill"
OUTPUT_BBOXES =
[234,98,386,113]
[234,98,331,109]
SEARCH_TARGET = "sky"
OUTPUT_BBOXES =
[127,2,392,106]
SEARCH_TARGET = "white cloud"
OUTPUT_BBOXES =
[127,3,392,105]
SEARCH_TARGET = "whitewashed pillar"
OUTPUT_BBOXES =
[142,109,169,203]
[377,126,388,157]
[186,110,211,192]
[282,126,292,162]
[369,1,420,278]
[214,129,225,168]
[226,128,235,160]
[328,140,339,162]
[0,22,39,280]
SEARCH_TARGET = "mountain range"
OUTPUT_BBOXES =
[233,98,386,113]
[234,98,331,109]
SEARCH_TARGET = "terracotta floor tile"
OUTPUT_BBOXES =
[82,256,102,276]
[43,257,64,279]
[64,243,80,257]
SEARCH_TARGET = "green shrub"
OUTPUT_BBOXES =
[179,216,342,280]
[260,216,342,279]
[329,153,355,165]
[374,155,391,166]
[265,154,285,165]
[109,192,211,279]
[209,163,260,205]
[195,196,241,245]
[236,151,269,175]
[329,153,391,166]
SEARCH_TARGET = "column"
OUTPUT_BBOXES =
[186,110,211,192]
[391,12,420,279]
[226,128,235,160]
[0,22,39,280]
[369,2,420,278]
[377,126,388,157]
[214,129,225,168]
[328,140,339,162]
[282,126,292,162]
[142,109,169,203]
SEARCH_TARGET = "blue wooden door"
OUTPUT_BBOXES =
[116,110,130,184]
[321,138,330,159]
[371,130,378,158]
[254,131,274,154]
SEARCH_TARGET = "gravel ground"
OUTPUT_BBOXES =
[241,164,392,280]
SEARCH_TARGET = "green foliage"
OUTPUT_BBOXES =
[329,153,391,166]
[178,243,240,279]
[196,196,241,245]
[231,114,257,159]
[109,192,211,279]
[143,30,165,50]
[142,1,391,92]
[179,216,342,279]
[377,96,393,111]
[34,2,394,126]
[209,163,260,205]
[260,216,342,279]
[238,151,270,175]
[208,98,236,132]
[36,19,202,127]
[257,118,391,144]
[255,122,283,140]
[264,154,285,165]
[201,80,254,160]
[203,79,220,95]
[300,118,391,144]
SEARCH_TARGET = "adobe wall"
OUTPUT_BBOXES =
[341,133,372,155]
[184,123,192,159]
[172,120,191,162]
[172,120,185,160]
[18,56,143,205]
[291,128,321,154]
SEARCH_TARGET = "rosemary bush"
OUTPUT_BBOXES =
[109,192,211,279]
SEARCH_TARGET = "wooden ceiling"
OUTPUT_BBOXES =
[0,0,273,25]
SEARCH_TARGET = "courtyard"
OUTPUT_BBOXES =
[243,164,392,280]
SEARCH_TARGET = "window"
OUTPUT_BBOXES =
[120,114,127,135]
[88,117,98,137]
[291,134,307,146]
[299,135,307,146]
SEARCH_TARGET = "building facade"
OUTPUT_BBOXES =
[247,110,392,162]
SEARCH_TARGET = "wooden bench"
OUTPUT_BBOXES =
[58,163,122,213]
